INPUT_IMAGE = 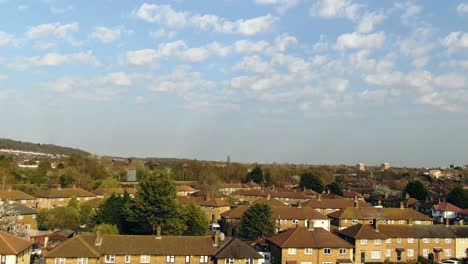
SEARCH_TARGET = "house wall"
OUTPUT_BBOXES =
[203,206,231,222]
[267,242,353,264]
[417,237,456,262]
[454,237,468,259]
[216,258,259,264]
[386,237,418,263]
[354,239,385,264]
[46,255,214,264]
[17,214,38,229]
[334,219,432,230]
[36,196,94,209]
[45,257,100,264]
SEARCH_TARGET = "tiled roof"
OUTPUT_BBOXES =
[328,207,431,221]
[92,188,136,196]
[267,227,353,248]
[9,204,37,215]
[0,231,33,255]
[178,197,230,207]
[214,238,262,259]
[412,225,456,238]
[45,235,100,258]
[177,185,197,192]
[35,188,96,198]
[233,189,311,200]
[0,190,35,200]
[252,197,287,207]
[342,191,363,199]
[449,226,468,237]
[221,206,328,220]
[81,198,104,208]
[377,225,420,238]
[303,199,372,210]
[433,202,462,212]
[337,224,387,239]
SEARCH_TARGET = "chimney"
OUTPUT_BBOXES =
[267,194,271,200]
[378,200,382,206]
[318,194,321,201]
[354,200,359,208]
[297,201,302,208]
[372,218,379,232]
[205,193,210,201]
[57,184,61,190]
[445,217,449,227]
[308,220,315,231]
[213,231,220,246]
[156,225,162,239]
[400,201,404,209]
[95,226,103,246]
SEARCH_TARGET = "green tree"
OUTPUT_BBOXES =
[405,180,428,200]
[446,187,468,208]
[79,205,95,227]
[48,207,79,229]
[36,209,49,230]
[299,172,324,193]
[93,224,119,235]
[67,196,79,210]
[182,202,209,236]
[126,173,186,235]
[326,181,343,196]
[94,192,131,233]
[245,165,263,184]
[238,203,276,240]
[99,177,120,188]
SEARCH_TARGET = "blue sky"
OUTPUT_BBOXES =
[1,0,468,167]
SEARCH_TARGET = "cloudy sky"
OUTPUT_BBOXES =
[0,0,467,167]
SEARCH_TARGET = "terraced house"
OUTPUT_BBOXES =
[302,197,371,216]
[0,231,33,264]
[0,189,37,208]
[34,187,96,209]
[266,227,354,264]
[44,230,263,264]
[328,207,432,230]
[413,225,457,263]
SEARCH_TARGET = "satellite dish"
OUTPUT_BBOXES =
[219,232,225,242]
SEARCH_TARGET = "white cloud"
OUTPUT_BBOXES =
[90,27,121,43]
[0,75,8,81]
[234,40,269,53]
[14,51,101,69]
[0,31,18,46]
[135,96,146,105]
[26,22,78,39]
[272,34,297,52]
[441,32,468,53]
[150,67,215,95]
[336,31,385,50]
[181,47,209,62]
[399,27,435,68]
[150,29,176,39]
[441,60,468,70]
[310,0,362,20]
[98,72,132,87]
[255,0,298,14]
[395,1,422,23]
[135,3,274,35]
[357,11,385,33]
[456,3,468,14]
[433,73,467,89]
[126,49,159,66]
[234,55,274,74]
[206,42,231,57]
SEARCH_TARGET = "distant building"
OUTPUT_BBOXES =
[126,168,137,181]
[356,163,366,172]
[381,162,391,170]
[428,169,442,179]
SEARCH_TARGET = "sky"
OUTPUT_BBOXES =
[0,0,468,167]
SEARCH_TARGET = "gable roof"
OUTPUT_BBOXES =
[81,198,104,208]
[35,188,96,198]
[303,199,372,210]
[0,190,35,201]
[178,197,230,207]
[337,224,387,240]
[449,226,468,237]
[214,238,262,259]
[377,225,420,238]
[433,202,462,212]
[328,207,431,221]
[45,234,101,258]
[267,227,353,249]
[92,188,136,196]
[252,197,287,207]
[221,206,328,220]
[412,225,456,238]
[233,189,311,200]
[0,231,33,255]
[9,203,37,215]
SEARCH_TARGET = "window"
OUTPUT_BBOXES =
[399,220,406,224]
[200,256,209,263]
[288,248,296,255]
[339,248,346,255]
[18,215,23,220]
[423,238,429,243]
[360,239,368,245]
[141,255,151,263]
[32,214,36,219]
[444,249,451,257]
[435,238,439,244]
[55,258,66,264]
[245,259,252,264]
[225,259,234,264]
[445,238,451,243]
[20,200,26,204]
[415,221,421,224]
[408,249,414,257]
[77,258,88,264]
[105,255,115,263]
[301,262,312,264]
[323,248,331,255]
[352,219,358,225]
[368,219,373,224]
[408,238,414,243]
[283,220,288,224]
[292,219,299,224]
[423,249,429,257]
[125,256,131,264]
[305,248,313,255]
[397,238,402,244]
[323,262,334,264]
[316,209,321,212]
[374,239,382,245]
[386,239,391,244]
[371,251,381,260]
[326,209,333,212]
[185,256,190,264]
[386,249,391,258]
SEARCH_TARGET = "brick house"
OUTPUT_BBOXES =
[34,187,96,209]
[10,203,38,232]
[0,230,33,264]
[450,226,468,258]
[266,227,354,264]
[178,196,231,223]
[337,224,387,264]
[413,225,457,262]
[302,198,371,216]
[0,189,37,208]
[213,238,263,264]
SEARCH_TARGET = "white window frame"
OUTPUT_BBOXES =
[444,249,451,257]
[423,238,429,243]
[371,251,381,260]
[185,256,190,263]
[305,248,313,255]
[435,238,439,244]
[141,255,151,263]
[399,220,406,224]
[408,238,414,244]
[225,259,234,264]
[77,258,88,264]
[55,258,66,264]
[397,238,402,244]
[125,255,131,264]
[374,239,382,245]
[288,248,296,255]
[386,238,391,244]
[323,248,331,255]
[339,248,346,255]
[423,249,429,257]
[105,255,115,263]
[386,249,391,258]
[165,256,173,263]
[360,239,368,245]
[445,238,451,244]
[245,259,252,264]
[200,256,209,263]
[323,262,333,264]
[407,249,414,257]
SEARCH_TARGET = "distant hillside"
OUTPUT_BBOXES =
[0,138,90,156]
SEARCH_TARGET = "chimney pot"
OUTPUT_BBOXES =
[214,231,220,246]
[95,226,103,246]
[156,225,162,239]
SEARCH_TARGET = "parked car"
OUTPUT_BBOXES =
[441,259,461,264]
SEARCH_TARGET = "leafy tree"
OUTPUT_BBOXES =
[446,187,468,208]
[93,224,119,235]
[94,192,131,233]
[405,180,428,200]
[299,172,324,193]
[182,202,209,236]
[99,177,120,188]
[48,207,79,229]
[126,173,186,235]
[36,209,49,230]
[67,196,79,210]
[326,181,343,196]
[245,165,263,184]
[238,203,276,240]
[79,205,95,227]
